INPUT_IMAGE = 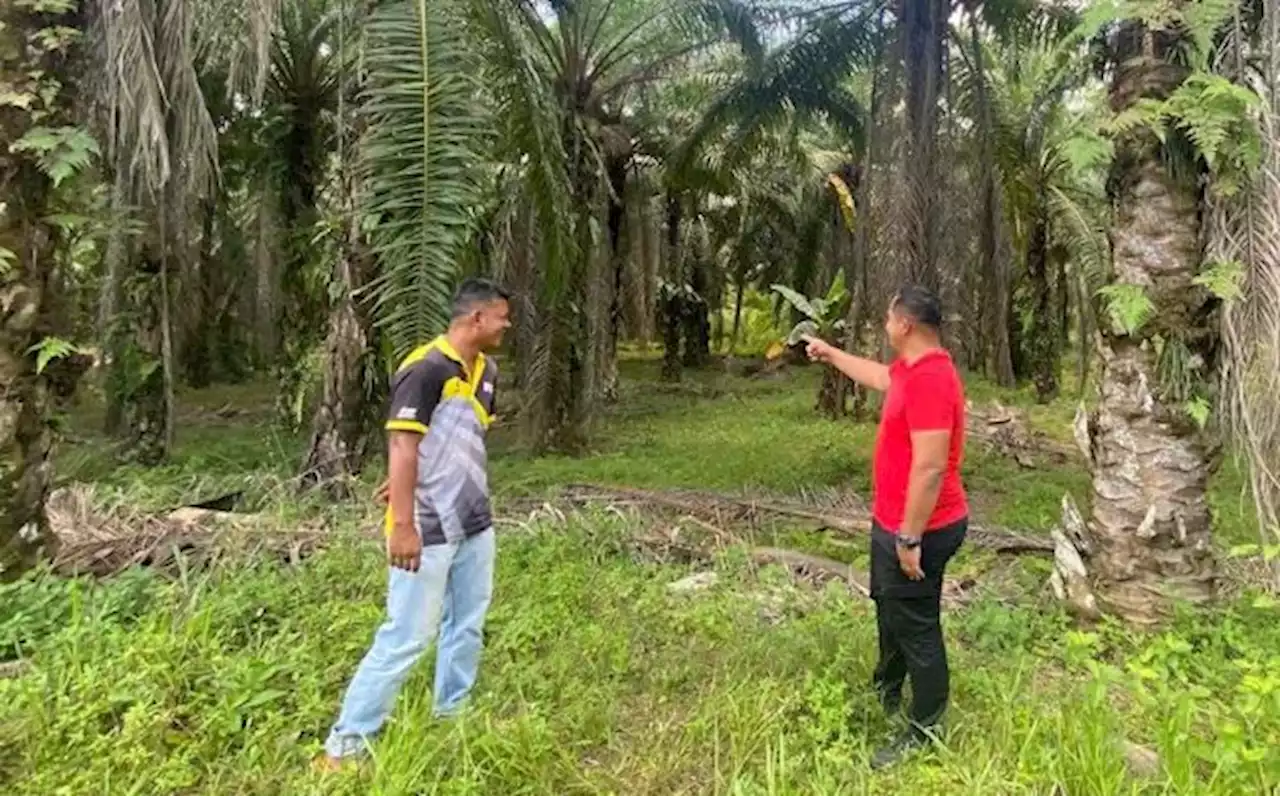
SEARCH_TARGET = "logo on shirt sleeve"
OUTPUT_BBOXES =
[396,406,417,420]
[482,381,494,394]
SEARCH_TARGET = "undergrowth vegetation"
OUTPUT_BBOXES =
[3,363,1277,794]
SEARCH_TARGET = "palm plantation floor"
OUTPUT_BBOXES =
[2,360,1277,794]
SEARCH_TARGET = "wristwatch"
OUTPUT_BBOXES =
[895,534,922,550]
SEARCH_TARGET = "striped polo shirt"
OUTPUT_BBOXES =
[384,336,498,545]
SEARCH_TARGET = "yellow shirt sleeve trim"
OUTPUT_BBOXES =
[385,419,428,434]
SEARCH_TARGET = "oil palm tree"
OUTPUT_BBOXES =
[1082,5,1233,623]
[262,0,341,427]
[296,0,482,493]
[957,13,1110,402]
[460,0,761,452]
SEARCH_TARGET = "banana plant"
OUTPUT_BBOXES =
[766,271,852,359]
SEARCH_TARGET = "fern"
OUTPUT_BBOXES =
[1193,259,1246,301]
[1162,74,1262,197]
[1103,99,1167,138]
[1185,396,1212,430]
[1062,129,1114,178]
[26,336,80,374]
[1098,283,1155,336]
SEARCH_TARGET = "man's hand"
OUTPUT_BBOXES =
[801,335,835,364]
[388,521,422,571]
[799,335,891,391]
[896,539,924,580]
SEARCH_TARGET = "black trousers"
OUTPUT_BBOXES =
[869,518,967,733]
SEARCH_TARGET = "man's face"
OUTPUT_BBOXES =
[883,300,910,352]
[471,298,511,350]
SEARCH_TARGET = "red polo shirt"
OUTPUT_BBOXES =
[871,348,968,533]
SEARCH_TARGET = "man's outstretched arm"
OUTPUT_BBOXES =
[802,336,891,391]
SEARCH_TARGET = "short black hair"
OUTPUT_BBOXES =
[451,277,510,318]
[891,284,943,329]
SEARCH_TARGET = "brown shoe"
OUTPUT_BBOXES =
[312,753,357,774]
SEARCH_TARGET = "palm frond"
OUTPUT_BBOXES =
[88,0,219,204]
[678,3,878,174]
[362,0,489,358]
[192,0,285,103]
[1214,1,1280,561]
[470,0,576,304]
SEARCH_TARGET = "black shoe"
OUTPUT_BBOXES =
[870,730,930,770]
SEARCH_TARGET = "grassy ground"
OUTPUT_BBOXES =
[3,359,1278,794]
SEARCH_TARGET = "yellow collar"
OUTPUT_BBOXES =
[432,335,485,381]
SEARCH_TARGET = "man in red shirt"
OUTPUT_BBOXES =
[804,284,967,769]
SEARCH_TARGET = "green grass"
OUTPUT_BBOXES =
[5,358,1276,793]
[3,518,1278,794]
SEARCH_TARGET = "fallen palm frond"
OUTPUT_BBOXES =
[560,483,1057,555]
[47,485,334,577]
[44,481,1273,599]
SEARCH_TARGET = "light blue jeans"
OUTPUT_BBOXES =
[324,529,495,759]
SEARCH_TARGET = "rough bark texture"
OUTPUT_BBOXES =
[968,22,1016,388]
[0,0,79,577]
[1088,38,1219,623]
[533,135,594,453]
[299,220,380,498]
[507,202,538,390]
[682,266,711,368]
[274,94,328,428]
[659,288,684,383]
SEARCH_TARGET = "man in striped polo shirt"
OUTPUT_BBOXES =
[319,278,510,767]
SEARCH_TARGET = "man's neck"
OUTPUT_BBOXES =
[899,335,941,365]
[444,328,480,369]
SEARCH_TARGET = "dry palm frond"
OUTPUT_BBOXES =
[1211,4,1280,573]
[88,0,219,204]
[195,0,285,103]
[46,485,336,577]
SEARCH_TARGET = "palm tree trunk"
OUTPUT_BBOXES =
[683,255,711,368]
[660,191,684,382]
[968,20,1016,387]
[300,219,379,498]
[119,239,171,465]
[600,155,629,403]
[536,132,594,453]
[275,111,327,428]
[1087,26,1218,623]
[509,201,538,391]
[900,0,947,290]
[730,277,745,353]
[843,18,887,420]
[1026,204,1060,402]
[183,199,218,388]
